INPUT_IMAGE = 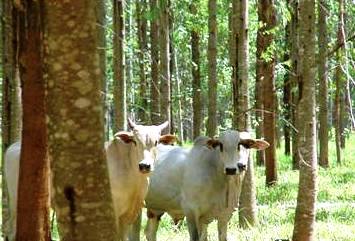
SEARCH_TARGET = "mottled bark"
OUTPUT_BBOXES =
[125,0,133,113]
[159,0,171,131]
[150,0,160,124]
[318,0,329,168]
[191,2,202,139]
[16,1,50,241]
[206,0,217,137]
[113,0,127,132]
[45,1,118,240]
[292,0,317,240]
[257,0,277,186]
[136,0,149,123]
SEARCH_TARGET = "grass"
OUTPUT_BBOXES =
[1,133,355,240]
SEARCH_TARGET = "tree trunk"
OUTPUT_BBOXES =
[1,1,22,238]
[159,0,171,130]
[318,0,329,168]
[150,0,160,124]
[290,0,301,170]
[283,20,292,156]
[257,0,277,186]
[233,0,256,228]
[45,1,118,240]
[125,0,133,116]
[136,0,149,123]
[191,2,202,139]
[292,1,317,240]
[113,0,127,132]
[206,0,217,137]
[16,1,50,240]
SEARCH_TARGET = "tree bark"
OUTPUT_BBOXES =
[234,0,256,228]
[1,1,22,238]
[150,0,160,124]
[16,1,50,240]
[45,1,118,240]
[159,0,171,131]
[113,0,127,132]
[206,0,217,137]
[318,0,329,168]
[290,0,301,170]
[136,0,149,123]
[257,0,277,186]
[292,0,317,240]
[191,2,202,139]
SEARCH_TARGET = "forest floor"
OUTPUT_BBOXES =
[1,133,354,241]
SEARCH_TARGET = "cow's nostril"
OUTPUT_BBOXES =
[237,163,246,171]
[225,167,237,175]
[139,163,151,173]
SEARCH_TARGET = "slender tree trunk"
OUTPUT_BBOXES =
[292,0,317,240]
[234,0,256,228]
[191,2,202,139]
[318,0,329,168]
[257,0,277,186]
[125,0,133,115]
[16,1,50,240]
[290,0,300,170]
[174,48,184,142]
[45,1,118,240]
[231,0,238,130]
[206,0,217,137]
[283,20,292,156]
[150,0,160,124]
[1,1,21,238]
[113,0,126,132]
[159,0,171,130]
[136,0,149,123]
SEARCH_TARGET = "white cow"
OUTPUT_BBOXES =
[140,130,269,241]
[3,119,176,241]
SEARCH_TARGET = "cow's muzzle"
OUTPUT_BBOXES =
[139,163,151,174]
[237,163,247,172]
[225,167,237,175]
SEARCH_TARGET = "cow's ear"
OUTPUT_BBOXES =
[158,121,169,132]
[206,139,223,152]
[127,118,137,130]
[239,139,269,150]
[159,134,178,145]
[114,131,137,145]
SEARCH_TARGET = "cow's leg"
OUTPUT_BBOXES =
[196,220,208,241]
[118,219,130,241]
[128,210,142,241]
[145,210,163,241]
[185,213,199,241]
[217,218,228,241]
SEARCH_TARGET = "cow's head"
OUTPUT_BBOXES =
[206,130,269,176]
[127,118,176,174]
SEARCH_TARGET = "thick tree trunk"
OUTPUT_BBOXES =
[257,0,277,186]
[113,0,127,132]
[292,0,317,240]
[150,0,160,124]
[318,0,329,168]
[16,1,50,240]
[191,2,202,139]
[136,0,149,123]
[159,0,171,130]
[206,0,217,137]
[45,1,118,240]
